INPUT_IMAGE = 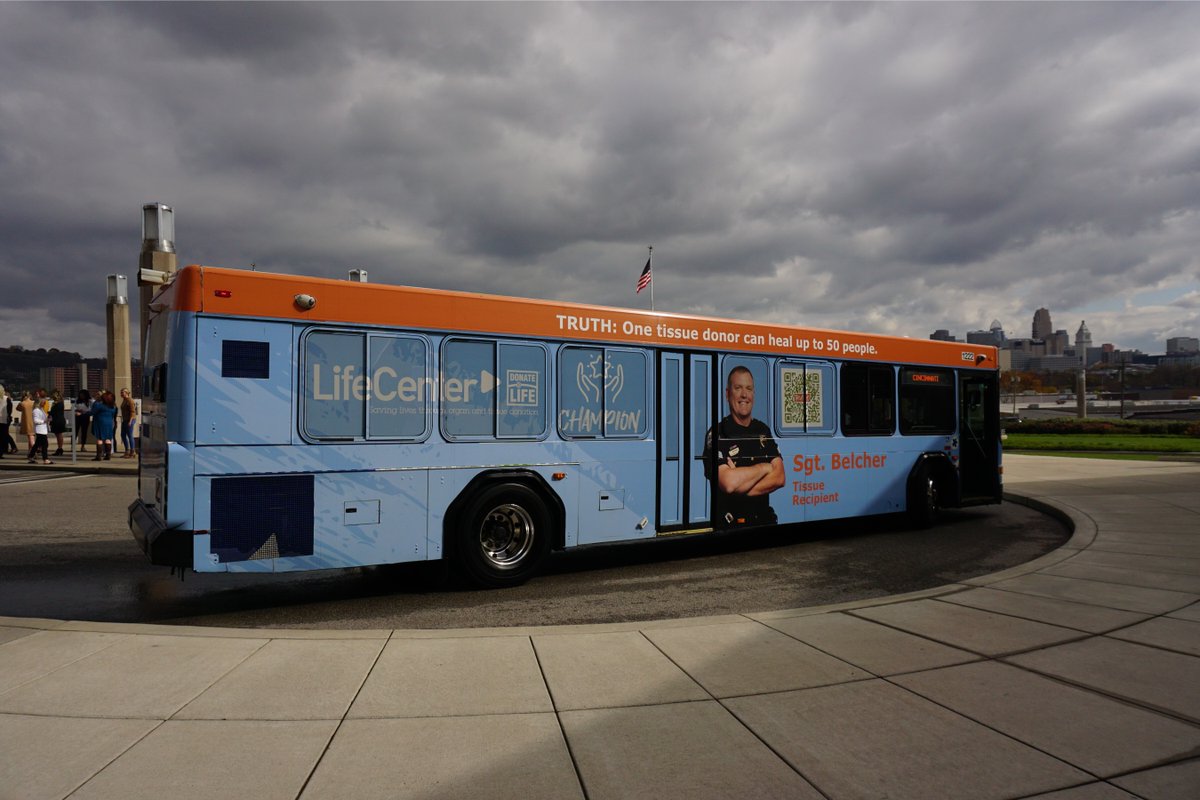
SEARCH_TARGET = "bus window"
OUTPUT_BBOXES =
[841,364,895,435]
[442,339,495,439]
[604,349,647,438]
[776,361,835,435]
[899,367,955,435]
[368,335,429,439]
[720,355,770,429]
[303,331,365,439]
[558,347,647,439]
[497,343,548,438]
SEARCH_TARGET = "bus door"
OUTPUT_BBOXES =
[658,352,713,532]
[959,372,1001,504]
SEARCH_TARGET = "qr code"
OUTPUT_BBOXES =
[782,368,823,428]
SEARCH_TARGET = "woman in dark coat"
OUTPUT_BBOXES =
[49,389,66,456]
[90,391,118,461]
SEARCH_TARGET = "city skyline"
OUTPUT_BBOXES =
[1,3,1198,359]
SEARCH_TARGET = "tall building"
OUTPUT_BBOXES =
[990,319,1006,344]
[1047,329,1069,356]
[1166,336,1199,354]
[1032,308,1052,340]
[967,320,1006,347]
[1075,321,1092,351]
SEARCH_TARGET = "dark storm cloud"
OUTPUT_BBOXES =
[0,1,1197,357]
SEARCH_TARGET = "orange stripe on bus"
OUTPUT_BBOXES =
[167,265,998,370]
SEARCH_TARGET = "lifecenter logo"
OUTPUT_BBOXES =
[310,364,502,403]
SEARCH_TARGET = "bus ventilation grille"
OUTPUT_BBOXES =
[221,339,270,379]
[210,475,314,563]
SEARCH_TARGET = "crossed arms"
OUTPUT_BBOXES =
[717,456,785,497]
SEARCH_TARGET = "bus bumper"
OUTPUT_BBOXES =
[128,499,194,568]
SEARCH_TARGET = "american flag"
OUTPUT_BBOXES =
[636,258,652,293]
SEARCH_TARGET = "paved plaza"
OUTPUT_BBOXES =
[1,454,1198,799]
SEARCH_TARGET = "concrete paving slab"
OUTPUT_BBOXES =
[1106,616,1200,657]
[300,715,583,800]
[560,700,822,800]
[531,630,707,710]
[985,573,1198,615]
[850,598,1085,656]
[1041,562,1200,594]
[0,634,265,718]
[1169,601,1200,622]
[1025,784,1142,800]
[1110,758,1200,800]
[940,586,1150,633]
[0,616,67,630]
[747,584,969,621]
[643,619,869,698]
[67,719,336,800]
[175,638,385,720]
[762,610,980,676]
[1066,549,1200,576]
[1007,637,1200,723]
[1094,521,1200,535]
[0,630,128,694]
[0,625,36,646]
[893,660,1200,776]
[347,635,553,718]
[724,679,1088,800]
[0,713,160,800]
[1088,540,1200,559]
[1093,531,1200,546]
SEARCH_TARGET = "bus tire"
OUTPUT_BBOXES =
[907,464,940,529]
[456,482,550,588]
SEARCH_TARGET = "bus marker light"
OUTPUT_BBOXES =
[294,293,317,310]
[552,472,566,481]
[213,289,233,298]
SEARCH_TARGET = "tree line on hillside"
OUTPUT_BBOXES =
[1003,365,1200,399]
[0,346,105,393]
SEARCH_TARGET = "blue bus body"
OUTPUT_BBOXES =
[130,267,1002,585]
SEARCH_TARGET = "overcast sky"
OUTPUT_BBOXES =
[2,1,1198,359]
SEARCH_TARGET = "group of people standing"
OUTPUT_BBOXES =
[0,385,137,464]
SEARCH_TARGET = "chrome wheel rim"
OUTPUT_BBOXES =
[478,503,535,570]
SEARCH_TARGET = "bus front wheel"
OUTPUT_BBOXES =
[907,464,940,529]
[456,483,551,588]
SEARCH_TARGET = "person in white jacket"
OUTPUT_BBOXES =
[30,401,52,464]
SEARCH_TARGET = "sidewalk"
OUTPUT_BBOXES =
[0,444,137,476]
[1,455,1198,799]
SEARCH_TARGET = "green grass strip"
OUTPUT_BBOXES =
[1004,433,1200,453]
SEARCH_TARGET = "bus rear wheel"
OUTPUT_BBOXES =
[456,483,551,588]
[907,464,940,528]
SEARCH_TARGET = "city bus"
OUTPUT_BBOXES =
[129,265,1002,587]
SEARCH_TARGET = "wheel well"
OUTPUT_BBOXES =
[444,470,566,556]
[907,454,959,507]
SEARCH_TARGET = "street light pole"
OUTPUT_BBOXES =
[1119,361,1127,420]
[105,274,132,398]
[138,204,177,370]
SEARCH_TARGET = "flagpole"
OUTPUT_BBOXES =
[648,245,654,312]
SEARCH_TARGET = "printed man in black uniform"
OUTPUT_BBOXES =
[703,365,786,527]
